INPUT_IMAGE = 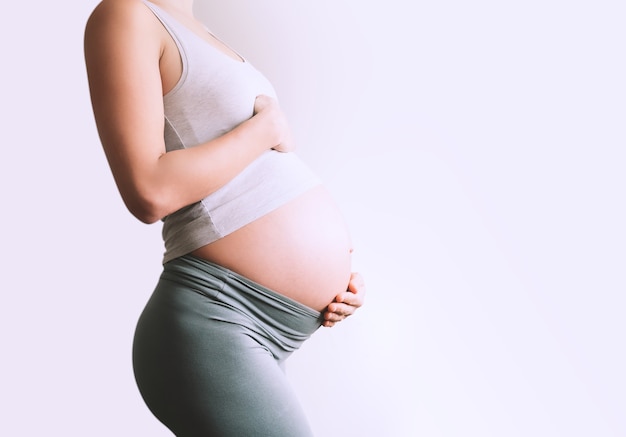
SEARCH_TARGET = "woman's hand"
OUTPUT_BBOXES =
[253,95,295,153]
[322,272,366,327]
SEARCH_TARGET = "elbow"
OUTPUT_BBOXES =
[124,190,169,224]
[131,207,162,225]
[127,201,162,224]
[118,173,183,224]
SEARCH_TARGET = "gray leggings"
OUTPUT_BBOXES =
[132,255,323,436]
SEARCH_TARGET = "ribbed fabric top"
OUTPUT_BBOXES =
[141,1,321,264]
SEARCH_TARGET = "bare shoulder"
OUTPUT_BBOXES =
[87,0,150,21]
[84,0,164,77]
[85,0,156,42]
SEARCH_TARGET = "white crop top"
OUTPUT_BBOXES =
[142,1,321,264]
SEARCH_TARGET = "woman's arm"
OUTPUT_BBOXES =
[84,0,291,224]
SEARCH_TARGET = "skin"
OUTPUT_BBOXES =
[84,0,365,326]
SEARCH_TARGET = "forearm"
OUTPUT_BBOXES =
[133,111,277,223]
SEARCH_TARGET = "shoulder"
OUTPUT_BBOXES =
[85,0,157,40]
[87,0,151,19]
[85,0,164,58]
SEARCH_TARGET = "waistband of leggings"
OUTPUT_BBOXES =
[163,254,324,325]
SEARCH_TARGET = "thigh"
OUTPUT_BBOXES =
[132,282,313,437]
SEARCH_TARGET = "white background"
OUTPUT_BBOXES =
[1,0,625,436]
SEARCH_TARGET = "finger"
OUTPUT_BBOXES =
[347,272,366,295]
[327,302,356,317]
[336,287,366,307]
[335,292,363,309]
[323,314,346,326]
[322,304,355,327]
[322,319,336,328]
[324,308,345,320]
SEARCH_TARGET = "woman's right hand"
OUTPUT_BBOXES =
[253,95,295,153]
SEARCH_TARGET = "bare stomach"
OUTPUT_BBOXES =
[191,185,353,311]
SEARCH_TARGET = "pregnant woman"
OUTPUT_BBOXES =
[84,0,366,435]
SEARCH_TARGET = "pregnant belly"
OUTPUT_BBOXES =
[191,185,352,311]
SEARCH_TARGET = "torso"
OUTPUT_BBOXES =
[154,4,353,311]
[192,186,353,311]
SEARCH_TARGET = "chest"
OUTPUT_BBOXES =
[159,32,277,147]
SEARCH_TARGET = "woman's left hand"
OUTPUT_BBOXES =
[322,272,366,327]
